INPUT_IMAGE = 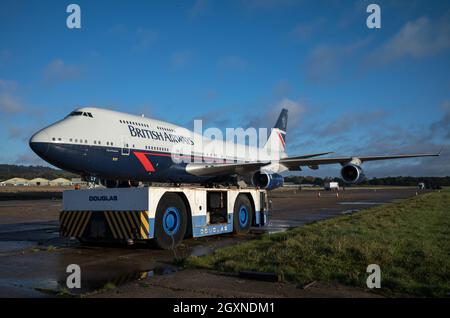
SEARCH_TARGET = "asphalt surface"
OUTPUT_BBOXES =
[0,187,422,297]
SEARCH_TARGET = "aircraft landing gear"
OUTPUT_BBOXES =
[101,179,140,188]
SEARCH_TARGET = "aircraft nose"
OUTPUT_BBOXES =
[29,130,50,156]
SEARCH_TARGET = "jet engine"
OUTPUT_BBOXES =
[251,171,284,190]
[340,164,366,183]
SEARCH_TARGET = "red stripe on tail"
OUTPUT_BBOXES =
[277,131,286,150]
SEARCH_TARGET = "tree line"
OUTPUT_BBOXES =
[284,175,450,187]
[0,164,77,181]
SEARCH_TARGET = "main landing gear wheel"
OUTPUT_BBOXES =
[154,193,187,249]
[233,195,253,234]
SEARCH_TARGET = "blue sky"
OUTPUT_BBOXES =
[0,0,449,177]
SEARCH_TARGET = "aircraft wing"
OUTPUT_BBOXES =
[185,152,440,177]
[186,162,268,177]
[185,151,332,177]
[279,152,440,170]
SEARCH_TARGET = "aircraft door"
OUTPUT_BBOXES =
[121,137,130,156]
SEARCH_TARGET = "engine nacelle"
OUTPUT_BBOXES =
[340,164,366,184]
[251,172,284,190]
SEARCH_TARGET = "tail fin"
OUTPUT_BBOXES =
[274,108,288,132]
[263,108,288,157]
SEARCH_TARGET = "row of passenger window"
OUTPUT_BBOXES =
[145,145,168,152]
[119,119,149,128]
[118,119,176,133]
[51,137,114,146]
[156,126,174,132]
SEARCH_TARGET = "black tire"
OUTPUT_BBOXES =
[153,193,187,249]
[233,194,253,234]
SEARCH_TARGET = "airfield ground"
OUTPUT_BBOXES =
[0,186,442,297]
[189,189,450,297]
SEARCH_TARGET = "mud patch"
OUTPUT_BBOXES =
[339,201,387,205]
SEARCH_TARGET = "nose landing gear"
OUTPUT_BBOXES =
[100,179,141,188]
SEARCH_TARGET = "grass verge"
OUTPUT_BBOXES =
[188,190,450,297]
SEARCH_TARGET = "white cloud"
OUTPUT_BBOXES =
[133,28,158,52]
[273,79,292,97]
[370,16,450,64]
[246,97,308,132]
[202,89,217,102]
[305,38,370,82]
[218,56,249,71]
[187,0,210,20]
[0,49,12,66]
[43,59,80,83]
[241,0,298,10]
[171,50,193,68]
[289,19,325,41]
[441,100,450,111]
[0,79,22,114]
[316,110,387,136]
[286,106,450,177]
[0,79,17,91]
[14,152,48,166]
[0,93,22,114]
[431,103,450,140]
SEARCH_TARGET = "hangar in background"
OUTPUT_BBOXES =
[0,177,80,186]
[28,178,50,186]
[49,178,72,186]
[0,178,30,186]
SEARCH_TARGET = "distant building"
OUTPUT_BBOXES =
[0,177,30,186]
[283,182,301,189]
[324,181,339,191]
[299,183,316,189]
[28,178,50,186]
[49,178,72,186]
[71,178,88,186]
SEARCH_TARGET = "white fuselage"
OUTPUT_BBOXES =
[29,107,286,183]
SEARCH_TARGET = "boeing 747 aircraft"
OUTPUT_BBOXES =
[29,107,439,189]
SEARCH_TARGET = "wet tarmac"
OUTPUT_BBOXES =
[0,187,423,297]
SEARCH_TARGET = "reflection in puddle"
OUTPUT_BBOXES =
[341,209,360,215]
[46,265,179,296]
[339,201,385,205]
[0,241,37,253]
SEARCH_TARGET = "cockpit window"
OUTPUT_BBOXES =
[68,111,83,116]
[67,111,93,118]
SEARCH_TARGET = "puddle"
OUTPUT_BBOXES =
[341,209,360,215]
[339,201,386,205]
[0,241,37,253]
[0,223,58,234]
[190,245,214,257]
[31,264,180,296]
[152,265,177,276]
[0,277,60,298]
[260,220,307,233]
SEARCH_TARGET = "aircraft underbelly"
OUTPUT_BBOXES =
[39,142,211,183]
